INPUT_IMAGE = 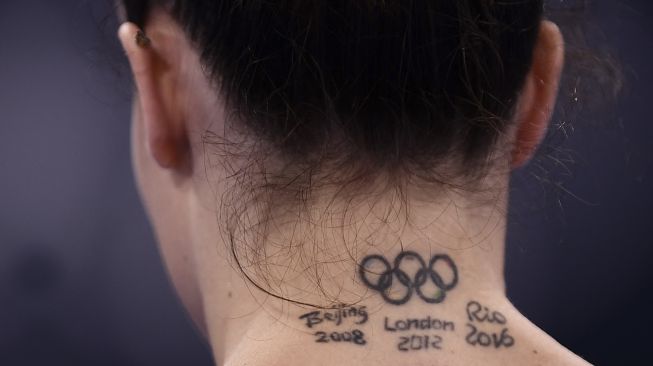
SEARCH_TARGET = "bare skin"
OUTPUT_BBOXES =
[118,8,590,366]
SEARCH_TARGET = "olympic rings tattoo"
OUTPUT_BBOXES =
[358,251,458,305]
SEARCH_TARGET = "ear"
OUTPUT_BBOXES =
[511,20,565,168]
[118,22,190,171]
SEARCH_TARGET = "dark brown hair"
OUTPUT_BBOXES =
[123,0,543,183]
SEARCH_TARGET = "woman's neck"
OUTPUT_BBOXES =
[185,182,514,364]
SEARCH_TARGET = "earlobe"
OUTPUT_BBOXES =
[511,20,565,168]
[118,22,190,171]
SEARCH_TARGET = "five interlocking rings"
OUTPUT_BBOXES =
[359,251,458,305]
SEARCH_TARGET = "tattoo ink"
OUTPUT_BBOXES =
[383,315,456,352]
[359,251,458,305]
[299,305,368,328]
[314,329,367,345]
[464,300,515,349]
[466,300,507,324]
[397,334,443,352]
[383,316,455,332]
[298,304,368,346]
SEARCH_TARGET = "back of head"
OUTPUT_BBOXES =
[124,0,542,183]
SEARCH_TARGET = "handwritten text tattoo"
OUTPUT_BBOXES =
[294,251,516,354]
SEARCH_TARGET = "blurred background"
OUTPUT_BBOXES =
[0,0,651,365]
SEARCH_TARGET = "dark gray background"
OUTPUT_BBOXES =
[0,1,650,365]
